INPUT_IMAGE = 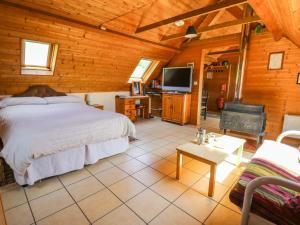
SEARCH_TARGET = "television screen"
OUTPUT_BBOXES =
[162,67,192,92]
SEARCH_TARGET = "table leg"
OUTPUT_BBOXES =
[208,164,216,197]
[237,145,244,165]
[176,151,183,180]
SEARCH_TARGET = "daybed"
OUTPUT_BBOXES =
[230,130,300,225]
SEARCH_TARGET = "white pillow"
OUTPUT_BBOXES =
[44,96,84,104]
[0,97,47,108]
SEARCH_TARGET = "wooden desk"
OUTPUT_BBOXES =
[115,95,150,122]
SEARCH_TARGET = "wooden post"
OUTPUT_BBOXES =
[234,4,252,101]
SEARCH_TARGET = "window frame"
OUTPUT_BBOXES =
[128,58,159,83]
[21,39,59,76]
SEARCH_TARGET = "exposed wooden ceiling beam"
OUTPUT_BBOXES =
[135,0,247,33]
[247,0,283,41]
[226,6,243,19]
[0,0,180,52]
[183,33,241,48]
[162,15,261,41]
[208,49,240,55]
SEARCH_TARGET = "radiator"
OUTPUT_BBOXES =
[283,114,300,139]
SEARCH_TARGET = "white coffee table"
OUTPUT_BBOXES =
[176,134,246,197]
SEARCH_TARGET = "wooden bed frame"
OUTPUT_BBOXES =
[13,85,66,97]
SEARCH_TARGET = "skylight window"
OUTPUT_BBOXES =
[129,58,159,83]
[24,41,51,67]
[21,39,59,76]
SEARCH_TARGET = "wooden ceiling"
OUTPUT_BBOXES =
[2,0,250,48]
[1,0,299,48]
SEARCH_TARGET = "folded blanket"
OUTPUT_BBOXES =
[230,158,300,225]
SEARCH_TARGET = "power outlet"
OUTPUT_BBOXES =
[193,81,198,86]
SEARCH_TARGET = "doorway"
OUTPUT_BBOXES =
[199,47,239,130]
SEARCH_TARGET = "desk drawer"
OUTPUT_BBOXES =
[125,109,136,116]
[125,104,136,110]
[124,99,135,105]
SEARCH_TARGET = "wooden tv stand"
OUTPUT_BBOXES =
[162,93,191,125]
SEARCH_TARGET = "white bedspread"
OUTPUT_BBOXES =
[0,103,135,175]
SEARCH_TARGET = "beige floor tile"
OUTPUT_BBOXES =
[59,168,91,186]
[165,153,192,165]
[151,139,172,147]
[138,142,160,152]
[78,189,122,223]
[66,176,105,201]
[86,159,114,175]
[36,204,89,225]
[25,177,63,200]
[174,189,217,223]
[94,205,145,225]
[151,159,176,175]
[109,176,146,202]
[2,186,27,210]
[95,167,128,186]
[149,204,202,225]
[109,153,132,165]
[126,189,169,223]
[204,204,241,225]
[132,167,165,187]
[136,153,162,165]
[126,147,149,158]
[169,168,202,187]
[183,160,210,175]
[30,188,74,221]
[220,190,241,214]
[5,203,34,225]
[152,148,175,158]
[150,177,188,202]
[192,177,229,202]
[117,159,146,175]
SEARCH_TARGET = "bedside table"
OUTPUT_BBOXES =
[91,104,104,110]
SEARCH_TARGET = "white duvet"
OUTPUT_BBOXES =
[0,103,135,175]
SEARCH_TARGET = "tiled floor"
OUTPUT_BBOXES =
[1,118,253,225]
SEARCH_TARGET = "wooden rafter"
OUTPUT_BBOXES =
[161,15,261,41]
[208,49,240,55]
[183,33,241,48]
[247,0,283,41]
[226,6,243,19]
[135,0,247,33]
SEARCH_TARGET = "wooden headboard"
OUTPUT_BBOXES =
[13,85,67,97]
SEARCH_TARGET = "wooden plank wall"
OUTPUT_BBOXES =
[0,4,176,95]
[242,31,300,139]
[168,31,300,138]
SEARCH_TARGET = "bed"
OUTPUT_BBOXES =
[0,85,135,185]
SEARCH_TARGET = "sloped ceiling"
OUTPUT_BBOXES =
[3,0,245,48]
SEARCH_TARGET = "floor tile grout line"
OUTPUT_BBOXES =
[21,186,37,224]
[86,165,149,225]
[57,176,93,225]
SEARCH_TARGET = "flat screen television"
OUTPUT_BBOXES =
[162,67,193,92]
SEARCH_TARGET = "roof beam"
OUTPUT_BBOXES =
[226,6,243,18]
[183,33,241,48]
[162,15,261,41]
[135,0,247,33]
[247,0,283,41]
[208,49,240,55]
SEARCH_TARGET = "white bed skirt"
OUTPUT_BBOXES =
[14,136,129,185]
